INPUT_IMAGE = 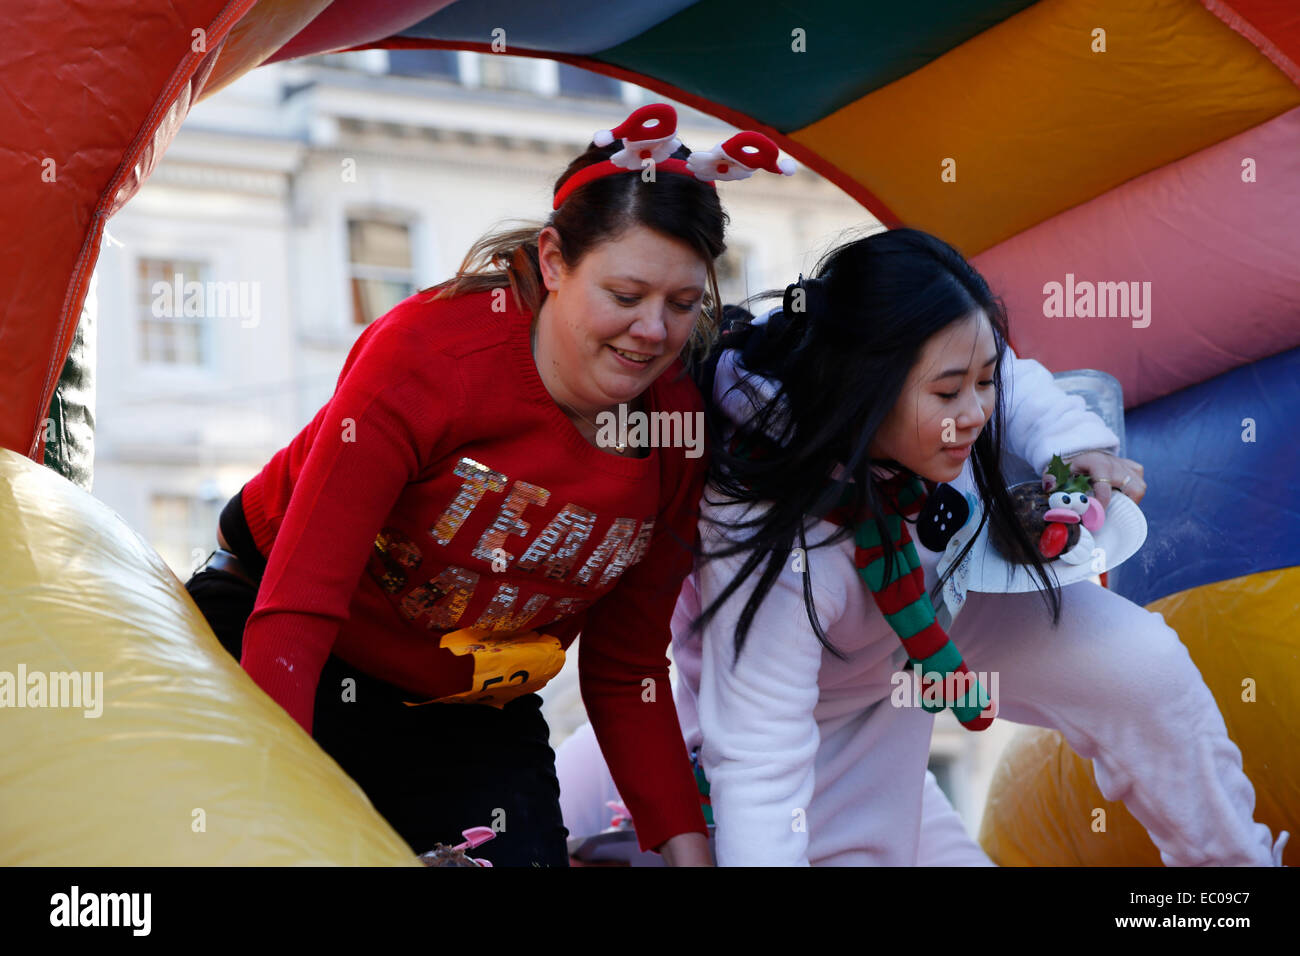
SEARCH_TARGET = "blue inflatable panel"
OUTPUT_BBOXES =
[1114,344,1300,607]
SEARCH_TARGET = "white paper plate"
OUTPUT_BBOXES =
[956,484,1148,594]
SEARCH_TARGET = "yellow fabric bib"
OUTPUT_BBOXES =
[404,628,566,709]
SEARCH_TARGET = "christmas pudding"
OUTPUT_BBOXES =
[419,843,481,867]
[990,455,1107,567]
[418,825,496,867]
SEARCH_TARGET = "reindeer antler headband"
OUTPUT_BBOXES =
[552,103,797,210]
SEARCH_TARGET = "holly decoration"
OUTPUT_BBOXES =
[1042,452,1093,495]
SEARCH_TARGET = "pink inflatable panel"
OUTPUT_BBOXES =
[974,104,1300,408]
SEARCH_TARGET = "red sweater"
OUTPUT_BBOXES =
[238,288,709,853]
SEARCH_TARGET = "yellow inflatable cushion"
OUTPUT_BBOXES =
[0,448,418,865]
[979,567,1300,866]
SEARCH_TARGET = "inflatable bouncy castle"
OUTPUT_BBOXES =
[1,1,1296,864]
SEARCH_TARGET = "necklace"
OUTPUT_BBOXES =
[532,321,630,454]
[557,397,628,453]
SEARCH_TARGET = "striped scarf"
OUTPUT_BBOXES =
[725,422,994,730]
[826,470,995,731]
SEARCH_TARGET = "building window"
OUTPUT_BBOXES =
[715,246,750,307]
[622,85,660,107]
[557,63,622,100]
[330,50,389,74]
[387,49,460,80]
[150,492,222,578]
[347,218,415,325]
[476,52,547,93]
[137,257,211,366]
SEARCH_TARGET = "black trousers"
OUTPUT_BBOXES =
[183,492,570,867]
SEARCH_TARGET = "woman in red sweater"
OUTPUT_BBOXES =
[184,105,791,866]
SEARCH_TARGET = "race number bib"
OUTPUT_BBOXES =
[403,627,566,709]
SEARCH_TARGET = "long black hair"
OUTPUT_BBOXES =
[692,227,1064,663]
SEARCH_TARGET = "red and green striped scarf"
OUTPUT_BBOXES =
[727,430,994,730]
[827,470,995,731]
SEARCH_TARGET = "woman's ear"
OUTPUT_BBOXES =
[538,227,566,293]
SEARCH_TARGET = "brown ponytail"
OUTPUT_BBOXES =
[420,223,546,315]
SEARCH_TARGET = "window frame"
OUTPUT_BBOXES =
[344,212,420,327]
[133,252,218,375]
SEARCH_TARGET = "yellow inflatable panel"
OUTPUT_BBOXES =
[0,448,419,865]
[980,566,1300,866]
[978,726,1162,866]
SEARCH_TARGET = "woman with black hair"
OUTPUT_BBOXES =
[670,227,1287,866]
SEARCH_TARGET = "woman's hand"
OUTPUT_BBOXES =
[656,831,714,866]
[1053,450,1147,506]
